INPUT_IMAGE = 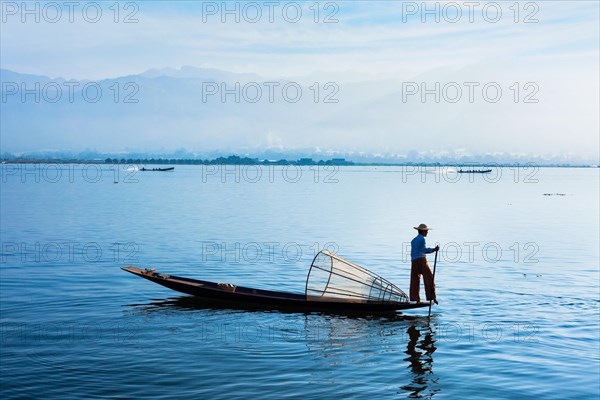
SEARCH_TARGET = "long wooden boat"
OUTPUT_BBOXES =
[122,251,431,313]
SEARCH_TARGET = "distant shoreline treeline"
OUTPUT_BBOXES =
[104,156,355,166]
[2,156,355,166]
[0,155,595,168]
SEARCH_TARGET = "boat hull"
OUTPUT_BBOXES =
[122,267,430,313]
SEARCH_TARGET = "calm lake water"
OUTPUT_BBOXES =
[1,164,599,399]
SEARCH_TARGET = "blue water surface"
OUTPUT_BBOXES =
[1,165,598,399]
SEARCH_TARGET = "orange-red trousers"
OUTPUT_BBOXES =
[410,257,436,302]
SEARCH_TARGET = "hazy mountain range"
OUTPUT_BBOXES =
[1,65,598,164]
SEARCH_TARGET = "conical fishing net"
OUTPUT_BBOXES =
[306,251,409,303]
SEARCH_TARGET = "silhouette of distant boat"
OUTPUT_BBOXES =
[457,169,492,174]
[140,167,174,171]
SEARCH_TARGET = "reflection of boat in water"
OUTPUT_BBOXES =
[122,250,431,313]
[124,295,438,397]
[140,167,174,171]
[457,168,492,173]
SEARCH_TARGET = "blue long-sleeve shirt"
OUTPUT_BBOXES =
[411,234,434,261]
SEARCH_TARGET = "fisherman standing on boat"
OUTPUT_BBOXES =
[410,224,439,304]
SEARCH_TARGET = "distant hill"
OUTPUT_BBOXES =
[1,64,597,165]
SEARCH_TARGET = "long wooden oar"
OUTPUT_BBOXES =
[428,249,439,319]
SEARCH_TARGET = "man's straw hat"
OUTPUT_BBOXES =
[414,223,431,231]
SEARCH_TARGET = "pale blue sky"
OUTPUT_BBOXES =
[2,1,598,79]
[1,1,599,159]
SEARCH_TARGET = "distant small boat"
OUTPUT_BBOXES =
[140,167,174,171]
[457,169,492,174]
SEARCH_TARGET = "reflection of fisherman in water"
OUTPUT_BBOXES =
[401,323,438,398]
